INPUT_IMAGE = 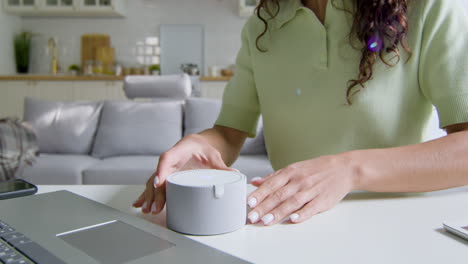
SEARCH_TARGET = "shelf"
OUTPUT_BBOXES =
[3,0,126,17]
[200,76,231,82]
[0,75,124,81]
[0,75,232,82]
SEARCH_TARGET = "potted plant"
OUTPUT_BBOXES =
[68,64,81,76]
[149,64,160,75]
[14,32,33,74]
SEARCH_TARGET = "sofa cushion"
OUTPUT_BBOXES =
[92,101,183,158]
[21,154,99,185]
[23,97,102,154]
[83,156,159,185]
[232,155,274,180]
[184,98,265,155]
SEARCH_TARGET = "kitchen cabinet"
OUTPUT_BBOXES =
[2,0,126,17]
[0,78,224,118]
[75,0,126,16]
[200,81,226,100]
[0,81,30,119]
[41,0,76,12]
[72,81,126,101]
[32,81,74,102]
[0,80,125,118]
[4,0,39,12]
[80,0,112,11]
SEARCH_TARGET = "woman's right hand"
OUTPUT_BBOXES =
[132,133,237,214]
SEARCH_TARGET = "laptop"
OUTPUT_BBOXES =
[0,191,250,264]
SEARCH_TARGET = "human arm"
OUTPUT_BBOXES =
[247,123,468,226]
[352,123,468,192]
[247,0,468,226]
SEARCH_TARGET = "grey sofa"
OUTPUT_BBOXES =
[20,96,273,185]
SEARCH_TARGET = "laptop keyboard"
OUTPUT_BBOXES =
[0,220,65,264]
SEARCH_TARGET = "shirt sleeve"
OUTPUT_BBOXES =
[215,22,261,138]
[419,0,468,129]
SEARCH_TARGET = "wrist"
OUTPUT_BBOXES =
[341,149,372,191]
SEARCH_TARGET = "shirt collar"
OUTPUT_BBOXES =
[272,0,305,29]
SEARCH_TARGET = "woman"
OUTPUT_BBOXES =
[134,0,468,226]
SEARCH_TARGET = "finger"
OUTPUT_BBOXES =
[250,177,265,187]
[154,150,187,188]
[247,170,290,209]
[249,168,286,187]
[247,183,300,224]
[152,184,167,214]
[289,198,324,224]
[206,151,236,172]
[132,192,145,208]
[142,180,155,214]
[262,191,317,226]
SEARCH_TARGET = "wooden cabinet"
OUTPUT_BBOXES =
[3,0,126,17]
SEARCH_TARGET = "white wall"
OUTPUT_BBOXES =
[0,4,22,74]
[21,0,248,74]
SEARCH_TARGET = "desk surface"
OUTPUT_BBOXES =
[36,185,468,264]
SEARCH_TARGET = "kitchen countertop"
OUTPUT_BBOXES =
[0,75,230,82]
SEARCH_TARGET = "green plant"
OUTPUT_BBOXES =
[68,64,81,72]
[14,32,33,73]
[149,64,160,72]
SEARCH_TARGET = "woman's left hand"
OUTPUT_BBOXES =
[247,153,359,225]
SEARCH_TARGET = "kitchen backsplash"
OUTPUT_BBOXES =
[16,0,248,75]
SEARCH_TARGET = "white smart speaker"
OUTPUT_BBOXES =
[166,169,247,235]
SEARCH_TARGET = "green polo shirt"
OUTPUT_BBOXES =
[215,0,468,171]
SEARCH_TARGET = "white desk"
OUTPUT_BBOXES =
[37,185,468,264]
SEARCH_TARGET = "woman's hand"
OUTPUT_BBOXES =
[247,153,358,225]
[133,133,237,214]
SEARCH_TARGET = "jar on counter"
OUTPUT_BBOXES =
[84,60,94,76]
[114,63,123,76]
[93,60,103,75]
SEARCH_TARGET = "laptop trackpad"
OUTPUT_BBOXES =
[57,220,174,264]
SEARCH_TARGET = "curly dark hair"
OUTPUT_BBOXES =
[255,0,411,105]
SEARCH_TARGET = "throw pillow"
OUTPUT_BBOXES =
[23,97,102,154]
[92,100,183,158]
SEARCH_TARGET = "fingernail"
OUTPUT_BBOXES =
[153,176,160,188]
[248,197,257,208]
[151,202,157,213]
[142,201,147,212]
[289,213,300,223]
[248,212,259,223]
[232,168,240,173]
[262,214,275,225]
[250,177,262,183]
